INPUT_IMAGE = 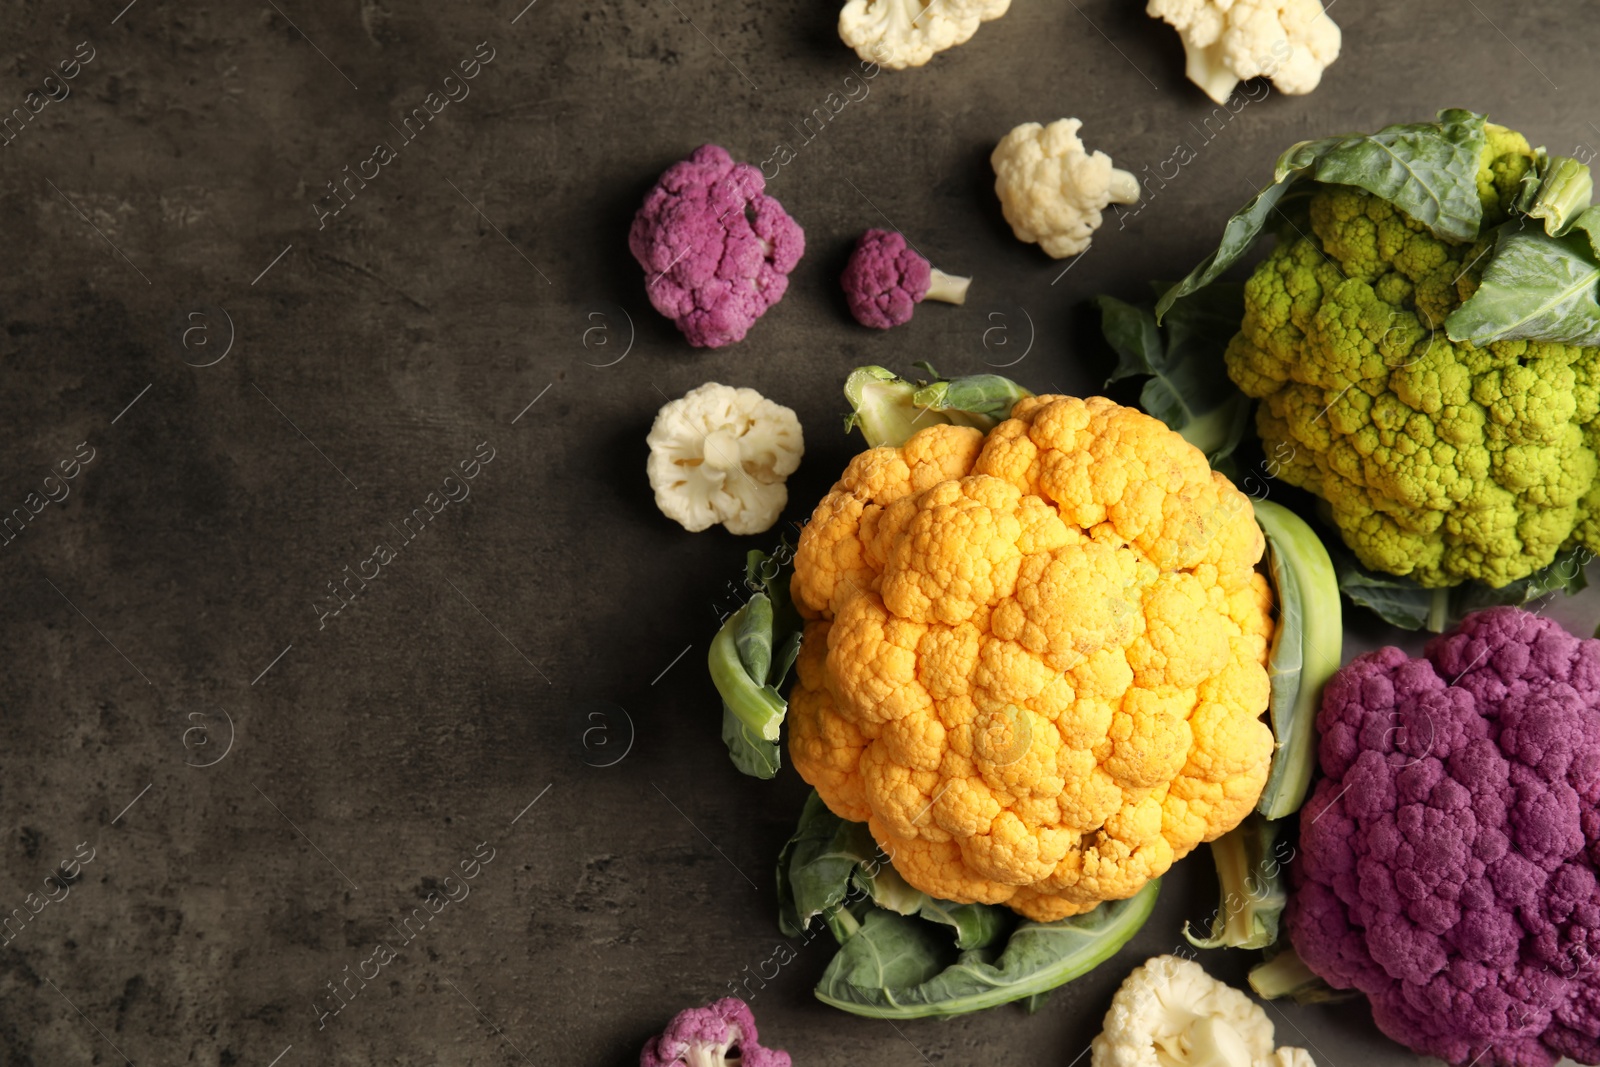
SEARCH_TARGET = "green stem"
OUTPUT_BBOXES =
[1527,155,1595,235]
[1249,947,1333,1001]
[1250,948,1315,998]
[824,903,861,945]
[1183,815,1284,951]
[708,603,786,742]
[1427,587,1450,633]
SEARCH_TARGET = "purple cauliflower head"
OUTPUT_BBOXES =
[628,145,805,349]
[1289,606,1600,1067]
[841,229,932,329]
[639,998,790,1067]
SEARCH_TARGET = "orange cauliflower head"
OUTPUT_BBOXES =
[788,395,1275,921]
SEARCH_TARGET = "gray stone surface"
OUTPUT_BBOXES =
[2,1,1599,1065]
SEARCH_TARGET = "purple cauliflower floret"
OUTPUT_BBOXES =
[1289,606,1600,1067]
[840,229,970,330]
[842,229,930,329]
[628,145,804,348]
[639,998,790,1067]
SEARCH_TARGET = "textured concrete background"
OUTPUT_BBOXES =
[2,1,1600,1065]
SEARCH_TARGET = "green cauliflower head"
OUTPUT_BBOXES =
[1227,125,1600,588]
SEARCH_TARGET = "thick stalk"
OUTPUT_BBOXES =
[1183,815,1285,951]
[1248,946,1351,1004]
[1253,499,1341,819]
[1108,166,1143,205]
[924,268,971,306]
[708,599,786,741]
[1527,155,1595,234]
[1427,587,1451,634]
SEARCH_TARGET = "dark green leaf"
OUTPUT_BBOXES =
[1330,544,1437,630]
[745,547,804,661]
[1302,109,1487,241]
[780,793,1010,954]
[820,911,955,995]
[712,550,804,777]
[1445,221,1600,346]
[1099,294,1162,379]
[814,879,1160,1019]
[1156,180,1299,321]
[1453,545,1593,613]
[1333,542,1595,631]
[911,375,1032,424]
[721,704,780,779]
[771,632,802,692]
[775,793,879,938]
[735,594,775,686]
[1101,286,1252,463]
[853,861,1011,951]
[1155,280,1248,354]
[913,896,1009,952]
[1514,147,1549,216]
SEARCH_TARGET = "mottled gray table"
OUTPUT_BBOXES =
[2,1,1598,1064]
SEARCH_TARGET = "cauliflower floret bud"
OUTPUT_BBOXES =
[841,229,971,330]
[1290,607,1600,1067]
[1092,955,1315,1067]
[992,119,1141,259]
[647,383,803,536]
[639,997,791,1067]
[790,396,1274,921]
[628,145,805,348]
[839,0,1011,71]
[1147,0,1342,104]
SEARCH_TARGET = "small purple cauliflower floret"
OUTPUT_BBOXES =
[840,229,970,329]
[639,998,790,1067]
[1289,606,1600,1067]
[628,145,805,348]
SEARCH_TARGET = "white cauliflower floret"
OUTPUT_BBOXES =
[1147,0,1341,103]
[646,383,803,536]
[838,0,1011,71]
[1092,956,1315,1067]
[991,118,1140,259]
